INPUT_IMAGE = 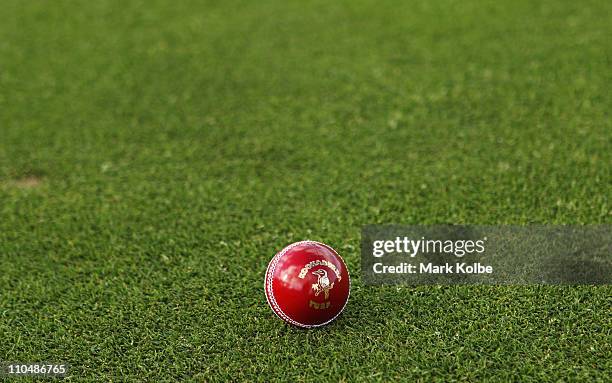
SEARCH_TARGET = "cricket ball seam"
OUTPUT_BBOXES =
[264,240,350,328]
[265,241,310,327]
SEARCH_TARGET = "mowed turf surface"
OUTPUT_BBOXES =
[0,0,610,381]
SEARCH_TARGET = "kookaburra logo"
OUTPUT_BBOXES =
[311,269,334,299]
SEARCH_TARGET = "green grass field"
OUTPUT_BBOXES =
[1,0,610,381]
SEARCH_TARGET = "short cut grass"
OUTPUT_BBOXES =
[0,0,610,381]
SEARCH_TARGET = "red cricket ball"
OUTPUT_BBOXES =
[264,241,350,328]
